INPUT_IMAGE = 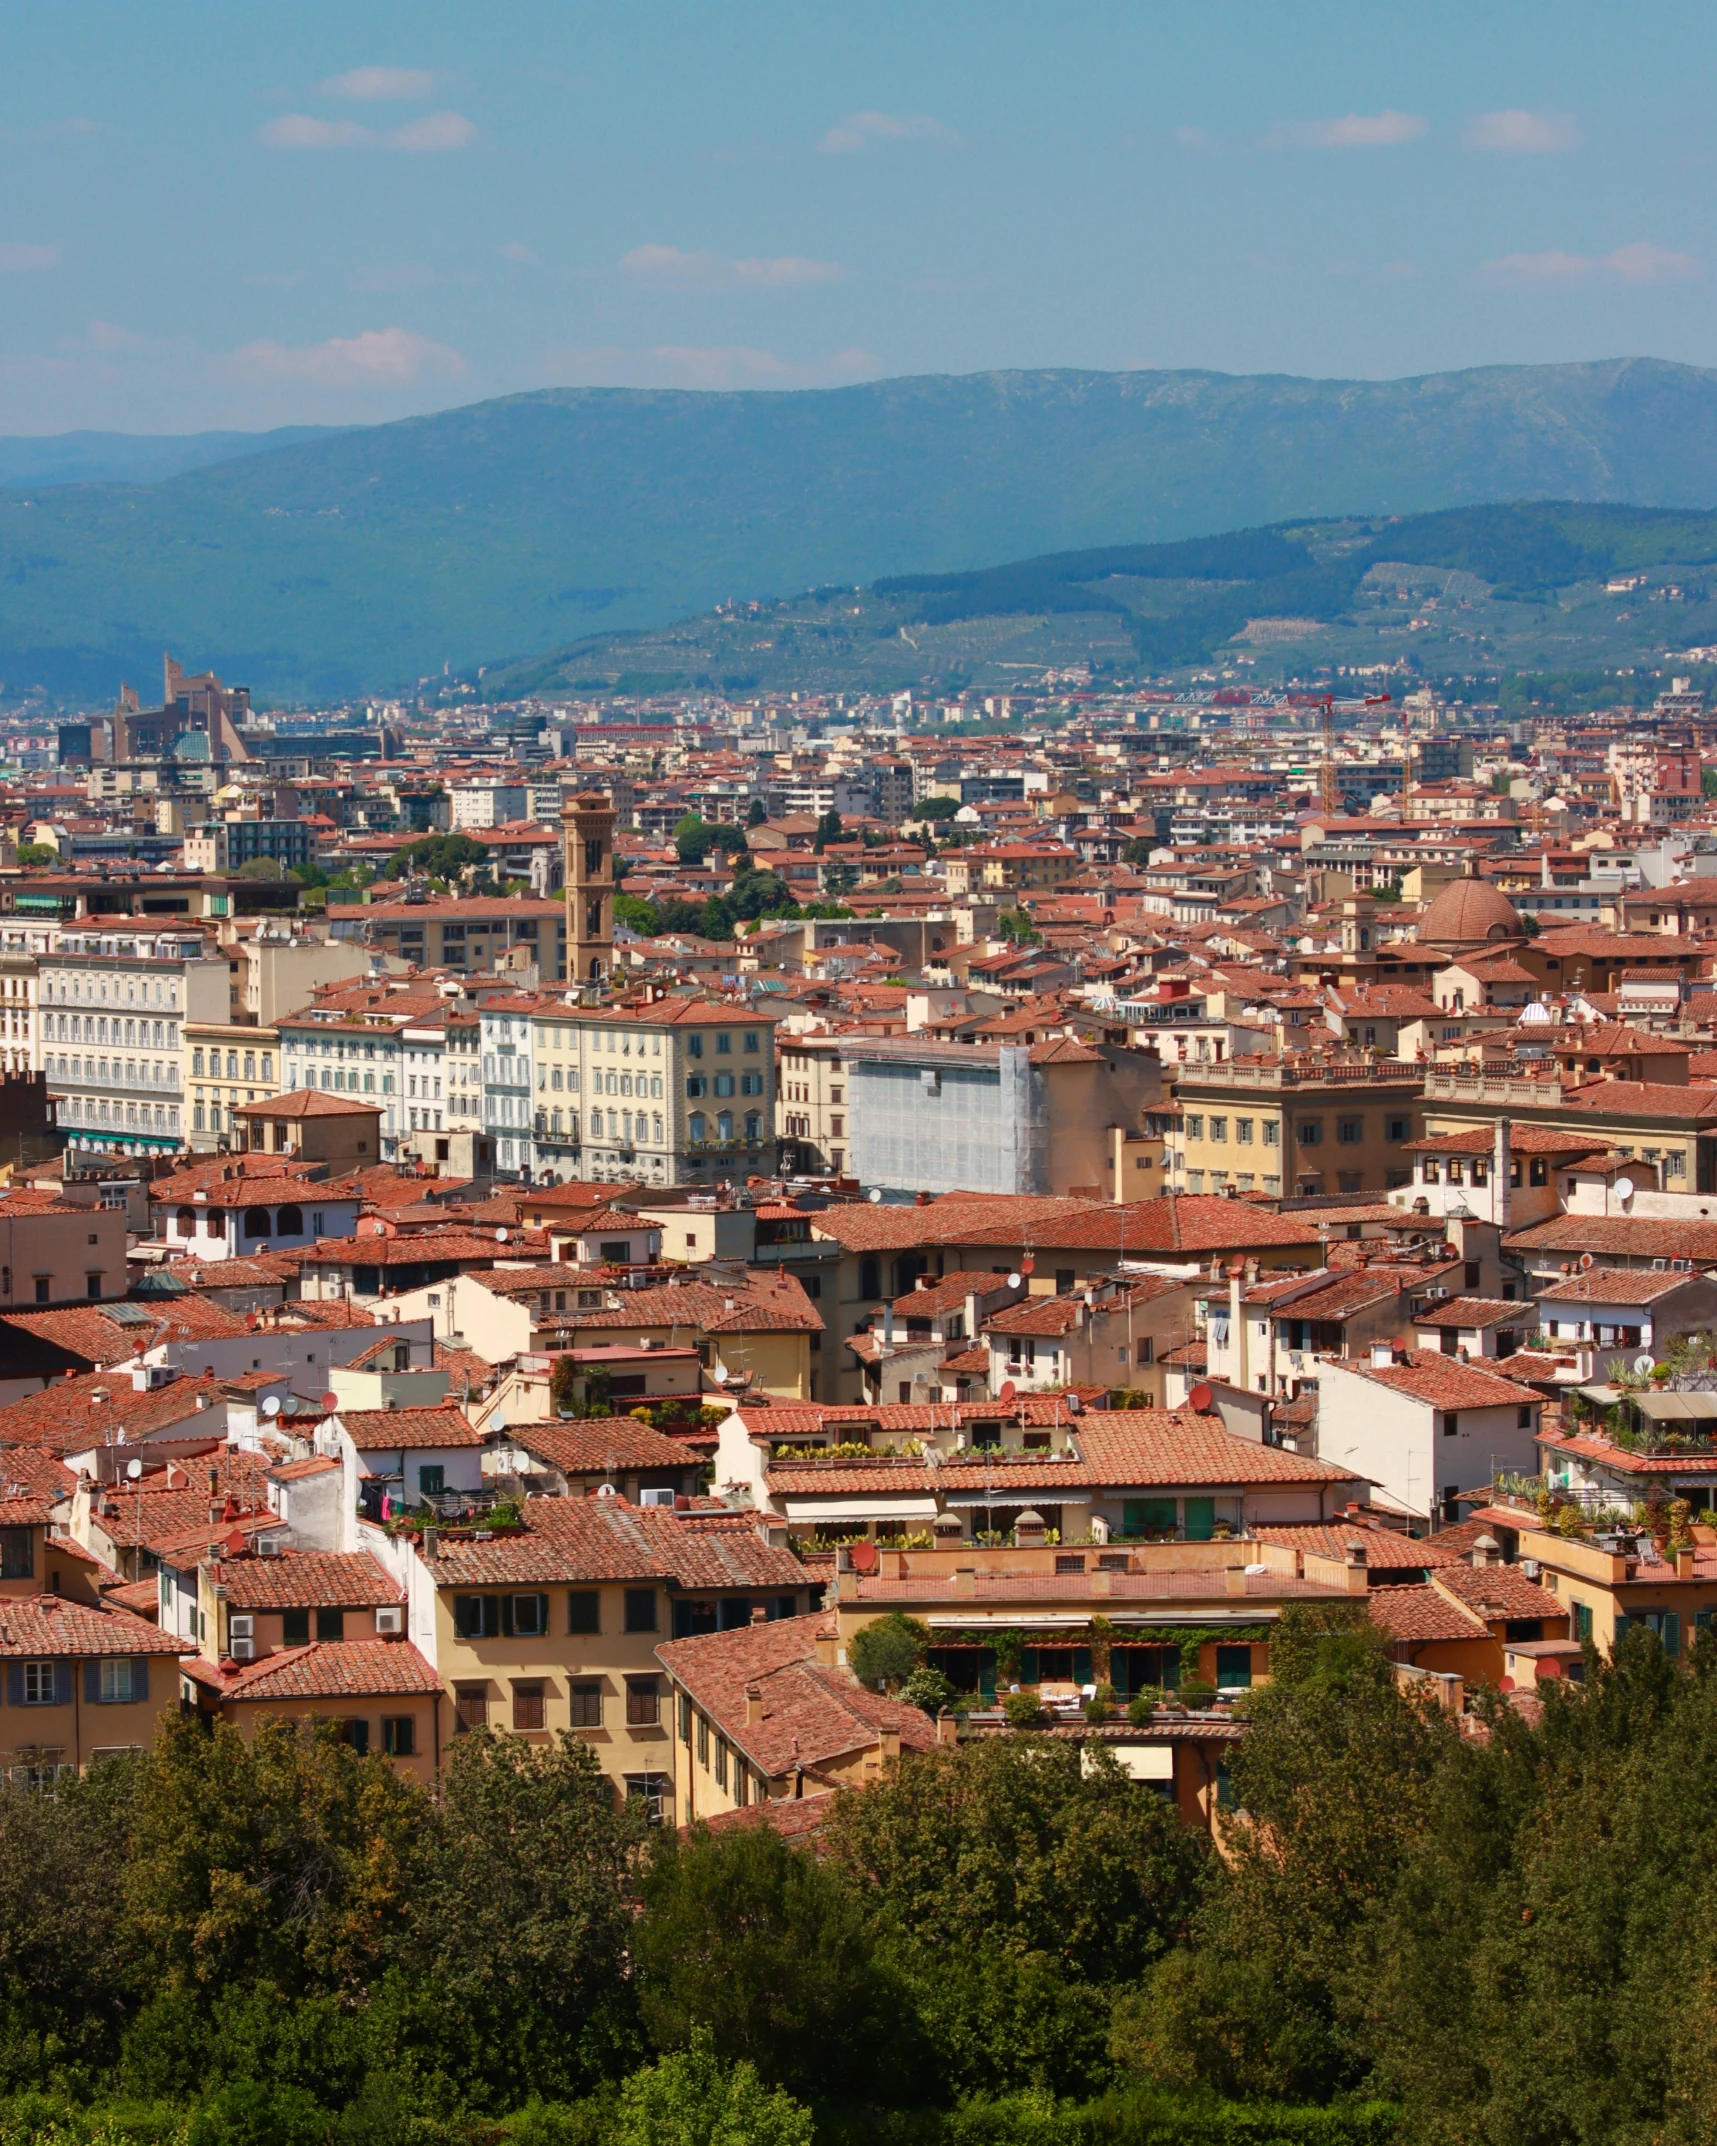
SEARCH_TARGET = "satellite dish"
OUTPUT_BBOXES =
[1188,1381,1215,1413]
[1006,1272,1023,1289]
[712,1366,729,1385]
[868,1188,883,1204]
[125,1458,143,1480]
[495,1227,509,1243]
[489,1411,507,1436]
[848,1540,879,1574]
[1019,1255,1035,1276]
[1614,1177,1636,1201]
[320,1391,339,1412]
[1580,1253,1595,1271]
[596,1481,618,1497]
[998,1380,1016,1403]
[1634,1353,1656,1377]
[262,1395,281,1417]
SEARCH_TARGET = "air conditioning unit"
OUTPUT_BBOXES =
[1675,1259,1694,1272]
[375,1605,403,1635]
[1652,1257,1668,1270]
[230,1637,254,1662]
[639,1488,675,1508]
[228,1615,254,1640]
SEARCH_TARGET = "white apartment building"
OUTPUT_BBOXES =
[399,1004,483,1144]
[0,952,38,1076]
[481,996,541,1179]
[449,781,529,831]
[37,932,230,1156]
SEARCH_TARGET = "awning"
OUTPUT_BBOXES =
[780,1495,939,1522]
[1636,1391,1717,1423]
[1576,1384,1623,1405]
[1103,1745,1174,1782]
[940,1490,1091,1508]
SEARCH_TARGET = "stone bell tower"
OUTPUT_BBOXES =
[562,791,616,985]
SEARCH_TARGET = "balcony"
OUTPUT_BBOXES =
[1184,1058,1422,1089]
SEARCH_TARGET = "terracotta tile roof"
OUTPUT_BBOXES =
[235,1091,382,1121]
[333,1406,483,1450]
[0,1369,226,1454]
[1412,1297,1534,1329]
[1366,1583,1489,1643]
[435,1341,494,1390]
[1557,1081,1717,1123]
[302,1232,510,1269]
[1504,1215,1717,1263]
[0,1449,79,1501]
[512,1275,824,1336]
[425,1497,808,1590]
[853,1567,1346,1604]
[1406,1126,1610,1156]
[218,1638,440,1699]
[0,1596,185,1656]
[888,1271,1020,1318]
[811,1193,1322,1257]
[1250,1521,1459,1569]
[1338,1349,1545,1411]
[216,1551,402,1611]
[1538,1267,1706,1305]
[510,1416,702,1475]
[697,1789,842,1841]
[1432,1563,1565,1623]
[266,1456,342,1483]
[0,1299,248,1366]
[104,1578,163,1620]
[655,1612,936,1776]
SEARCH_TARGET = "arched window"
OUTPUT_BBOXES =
[175,1206,195,1236]
[275,1205,303,1237]
[243,1206,272,1239]
[207,1208,227,1237]
[688,1112,706,1144]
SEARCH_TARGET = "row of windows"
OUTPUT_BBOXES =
[681,1693,765,1804]
[42,973,181,1009]
[5,1658,149,1705]
[451,1591,799,1641]
[1182,1113,1413,1148]
[192,1049,273,1081]
[685,1072,765,1098]
[49,1014,176,1048]
[454,1675,659,1732]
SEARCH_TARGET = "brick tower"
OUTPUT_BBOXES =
[563,791,616,985]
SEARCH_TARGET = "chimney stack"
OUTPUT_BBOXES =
[1494,1116,1512,1232]
[745,1685,764,1724]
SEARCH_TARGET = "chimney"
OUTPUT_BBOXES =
[883,1301,894,1350]
[879,1726,901,1759]
[1470,1533,1501,1569]
[1678,1548,1696,1580]
[953,1566,976,1595]
[1494,1116,1511,1232]
[1224,1563,1248,1594]
[1228,1259,1247,1390]
[814,1629,839,1664]
[422,1526,439,1561]
[749,1603,768,1625]
[745,1684,764,1724]
[936,1709,959,1746]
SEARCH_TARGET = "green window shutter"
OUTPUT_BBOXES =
[83,1661,101,1704]
[1072,1648,1093,1684]
[53,1662,72,1705]
[1184,1497,1217,1542]
[133,1659,148,1702]
[500,1596,515,1639]
[4,1665,19,1707]
[1665,1613,1682,1658]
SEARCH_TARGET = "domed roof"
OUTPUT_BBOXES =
[1416,862,1526,953]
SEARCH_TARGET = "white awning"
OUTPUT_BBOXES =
[780,1495,939,1522]
[1100,1745,1174,1782]
[940,1490,1091,1508]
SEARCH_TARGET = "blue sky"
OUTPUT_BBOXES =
[2,0,1714,433]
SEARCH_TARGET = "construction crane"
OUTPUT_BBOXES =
[1315,690,1393,817]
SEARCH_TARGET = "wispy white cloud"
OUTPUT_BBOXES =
[818,110,955,154]
[221,326,466,388]
[321,66,437,100]
[0,243,58,272]
[542,342,880,389]
[1465,108,1578,153]
[387,110,474,151]
[620,243,845,290]
[259,113,371,149]
[1280,110,1427,149]
[84,319,153,352]
[500,240,541,266]
[1481,240,1700,286]
[258,109,473,151]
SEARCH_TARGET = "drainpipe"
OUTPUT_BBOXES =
[1228,1261,1247,1393]
[1494,1116,1511,1235]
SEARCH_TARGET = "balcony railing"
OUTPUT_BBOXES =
[1181,1058,1423,1089]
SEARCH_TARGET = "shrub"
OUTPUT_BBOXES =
[1127,1689,1162,1725]
[849,1615,930,1692]
[900,1664,958,1718]
[1084,1684,1117,1724]
[1176,1681,1218,1710]
[1003,1693,1047,1729]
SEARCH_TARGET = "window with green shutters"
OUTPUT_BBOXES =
[1216,1645,1253,1691]
[1123,1498,1178,1539]
[1184,1497,1218,1542]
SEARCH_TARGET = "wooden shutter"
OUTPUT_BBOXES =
[132,1659,149,1702]
[83,1661,101,1704]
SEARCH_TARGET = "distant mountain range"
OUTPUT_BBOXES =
[0,427,338,491]
[9,359,1717,702]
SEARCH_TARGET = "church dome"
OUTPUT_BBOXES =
[1416,861,1525,954]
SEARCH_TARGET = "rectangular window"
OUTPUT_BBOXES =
[679,1693,694,1743]
[454,1684,489,1731]
[1236,1118,1253,1145]
[626,1676,661,1726]
[453,1595,500,1640]
[98,1658,139,1703]
[1216,1645,1253,1692]
[507,1593,550,1638]
[1209,1115,1227,1142]
[567,1591,600,1635]
[418,1464,445,1497]
[316,1608,345,1643]
[338,1719,370,1755]
[21,1661,55,1706]
[282,1608,310,1646]
[0,1528,31,1581]
[1263,1121,1279,1147]
[1442,1412,1459,1438]
[624,1588,657,1633]
[512,1681,546,1732]
[1573,1601,1593,1643]
[1185,1113,1203,1139]
[381,1715,416,1756]
[568,1680,602,1728]
[1337,1117,1362,1145]
[1297,1120,1322,1146]
[715,1736,728,1789]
